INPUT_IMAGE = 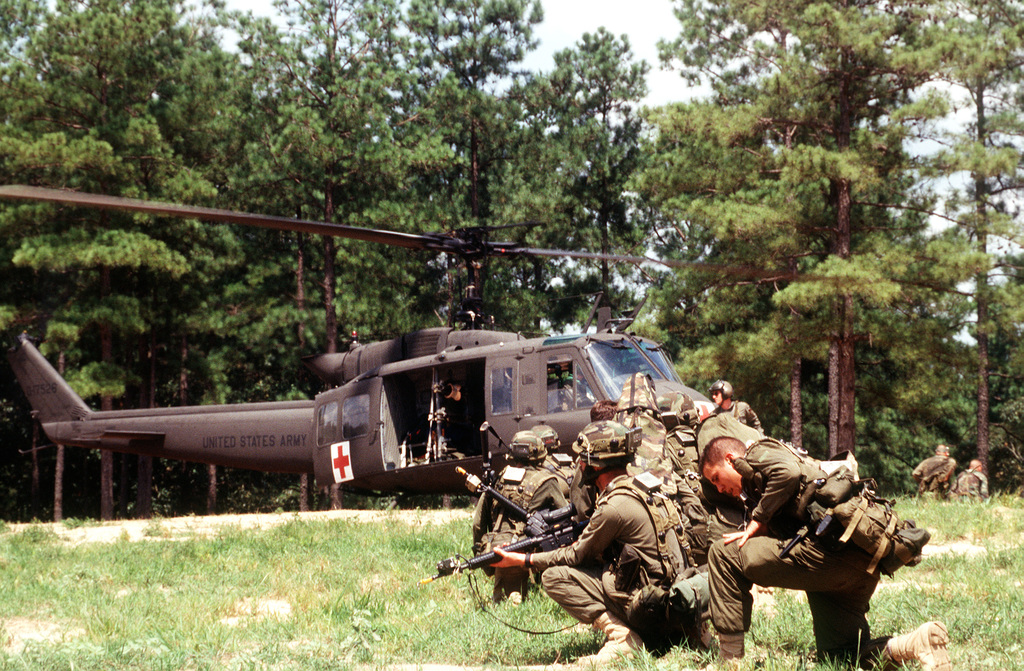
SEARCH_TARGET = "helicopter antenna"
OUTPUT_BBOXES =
[582,292,605,333]
[609,296,647,333]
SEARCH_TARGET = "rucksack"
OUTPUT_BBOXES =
[828,489,931,575]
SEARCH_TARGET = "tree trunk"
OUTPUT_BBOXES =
[100,267,114,520]
[300,474,310,512]
[136,332,156,518]
[54,351,66,523]
[789,357,803,450]
[31,421,40,519]
[974,79,991,471]
[829,58,857,456]
[207,464,217,515]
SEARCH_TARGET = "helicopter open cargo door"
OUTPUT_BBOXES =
[312,376,383,488]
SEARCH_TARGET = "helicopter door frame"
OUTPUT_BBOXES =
[485,353,523,447]
[312,376,383,488]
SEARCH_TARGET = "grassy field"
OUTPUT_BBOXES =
[0,496,1022,670]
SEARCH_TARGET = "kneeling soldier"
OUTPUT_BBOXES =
[472,429,567,604]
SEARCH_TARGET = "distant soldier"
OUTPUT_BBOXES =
[949,459,989,502]
[472,430,567,603]
[912,445,957,499]
[708,380,762,433]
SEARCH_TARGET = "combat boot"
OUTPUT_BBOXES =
[883,621,950,671]
[575,612,643,667]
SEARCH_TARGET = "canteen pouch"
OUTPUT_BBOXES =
[832,495,931,575]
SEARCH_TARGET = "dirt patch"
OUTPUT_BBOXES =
[2,617,84,654]
[7,508,472,546]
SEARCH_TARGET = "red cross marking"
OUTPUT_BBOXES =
[331,441,352,482]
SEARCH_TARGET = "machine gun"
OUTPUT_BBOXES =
[420,503,585,584]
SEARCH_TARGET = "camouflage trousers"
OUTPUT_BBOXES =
[541,564,628,625]
[708,536,881,661]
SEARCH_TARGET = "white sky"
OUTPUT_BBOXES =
[223,0,694,107]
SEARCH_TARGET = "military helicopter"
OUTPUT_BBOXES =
[2,185,718,494]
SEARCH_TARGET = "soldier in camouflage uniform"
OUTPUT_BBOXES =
[615,373,674,482]
[949,459,989,501]
[912,444,957,499]
[701,435,951,670]
[493,421,708,665]
[472,430,567,603]
[657,390,703,481]
[532,424,574,500]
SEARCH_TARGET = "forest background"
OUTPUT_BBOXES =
[1,0,1023,522]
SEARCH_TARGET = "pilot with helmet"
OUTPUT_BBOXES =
[708,380,762,433]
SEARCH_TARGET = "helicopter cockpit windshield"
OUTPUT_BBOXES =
[587,339,680,399]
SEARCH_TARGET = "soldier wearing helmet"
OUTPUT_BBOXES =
[533,424,573,499]
[472,429,567,604]
[912,444,957,499]
[708,380,762,433]
[494,421,708,665]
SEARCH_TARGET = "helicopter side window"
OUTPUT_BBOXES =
[490,366,514,415]
[546,359,597,413]
[546,359,574,413]
[342,394,370,439]
[318,401,339,445]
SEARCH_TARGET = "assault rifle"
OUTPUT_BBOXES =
[420,503,586,584]
[457,466,530,523]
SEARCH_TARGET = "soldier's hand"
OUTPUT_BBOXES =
[723,519,762,547]
[492,547,527,568]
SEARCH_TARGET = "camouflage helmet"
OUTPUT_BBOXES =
[617,373,659,414]
[532,424,560,452]
[573,420,641,466]
[709,379,734,400]
[657,391,700,430]
[509,430,547,463]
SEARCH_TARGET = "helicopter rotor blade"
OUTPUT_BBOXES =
[0,185,442,251]
[1,185,809,284]
[497,245,802,282]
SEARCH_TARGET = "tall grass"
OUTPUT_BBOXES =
[1,496,1021,670]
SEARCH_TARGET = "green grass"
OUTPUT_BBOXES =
[1,497,1022,670]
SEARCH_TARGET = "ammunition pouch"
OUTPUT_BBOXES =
[831,494,930,575]
[625,568,710,645]
[612,543,648,593]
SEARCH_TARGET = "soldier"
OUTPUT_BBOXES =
[700,435,950,670]
[532,424,573,499]
[657,390,701,479]
[949,459,989,501]
[493,421,707,665]
[913,444,957,499]
[472,429,567,604]
[708,380,762,433]
[615,373,673,484]
[695,411,763,540]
